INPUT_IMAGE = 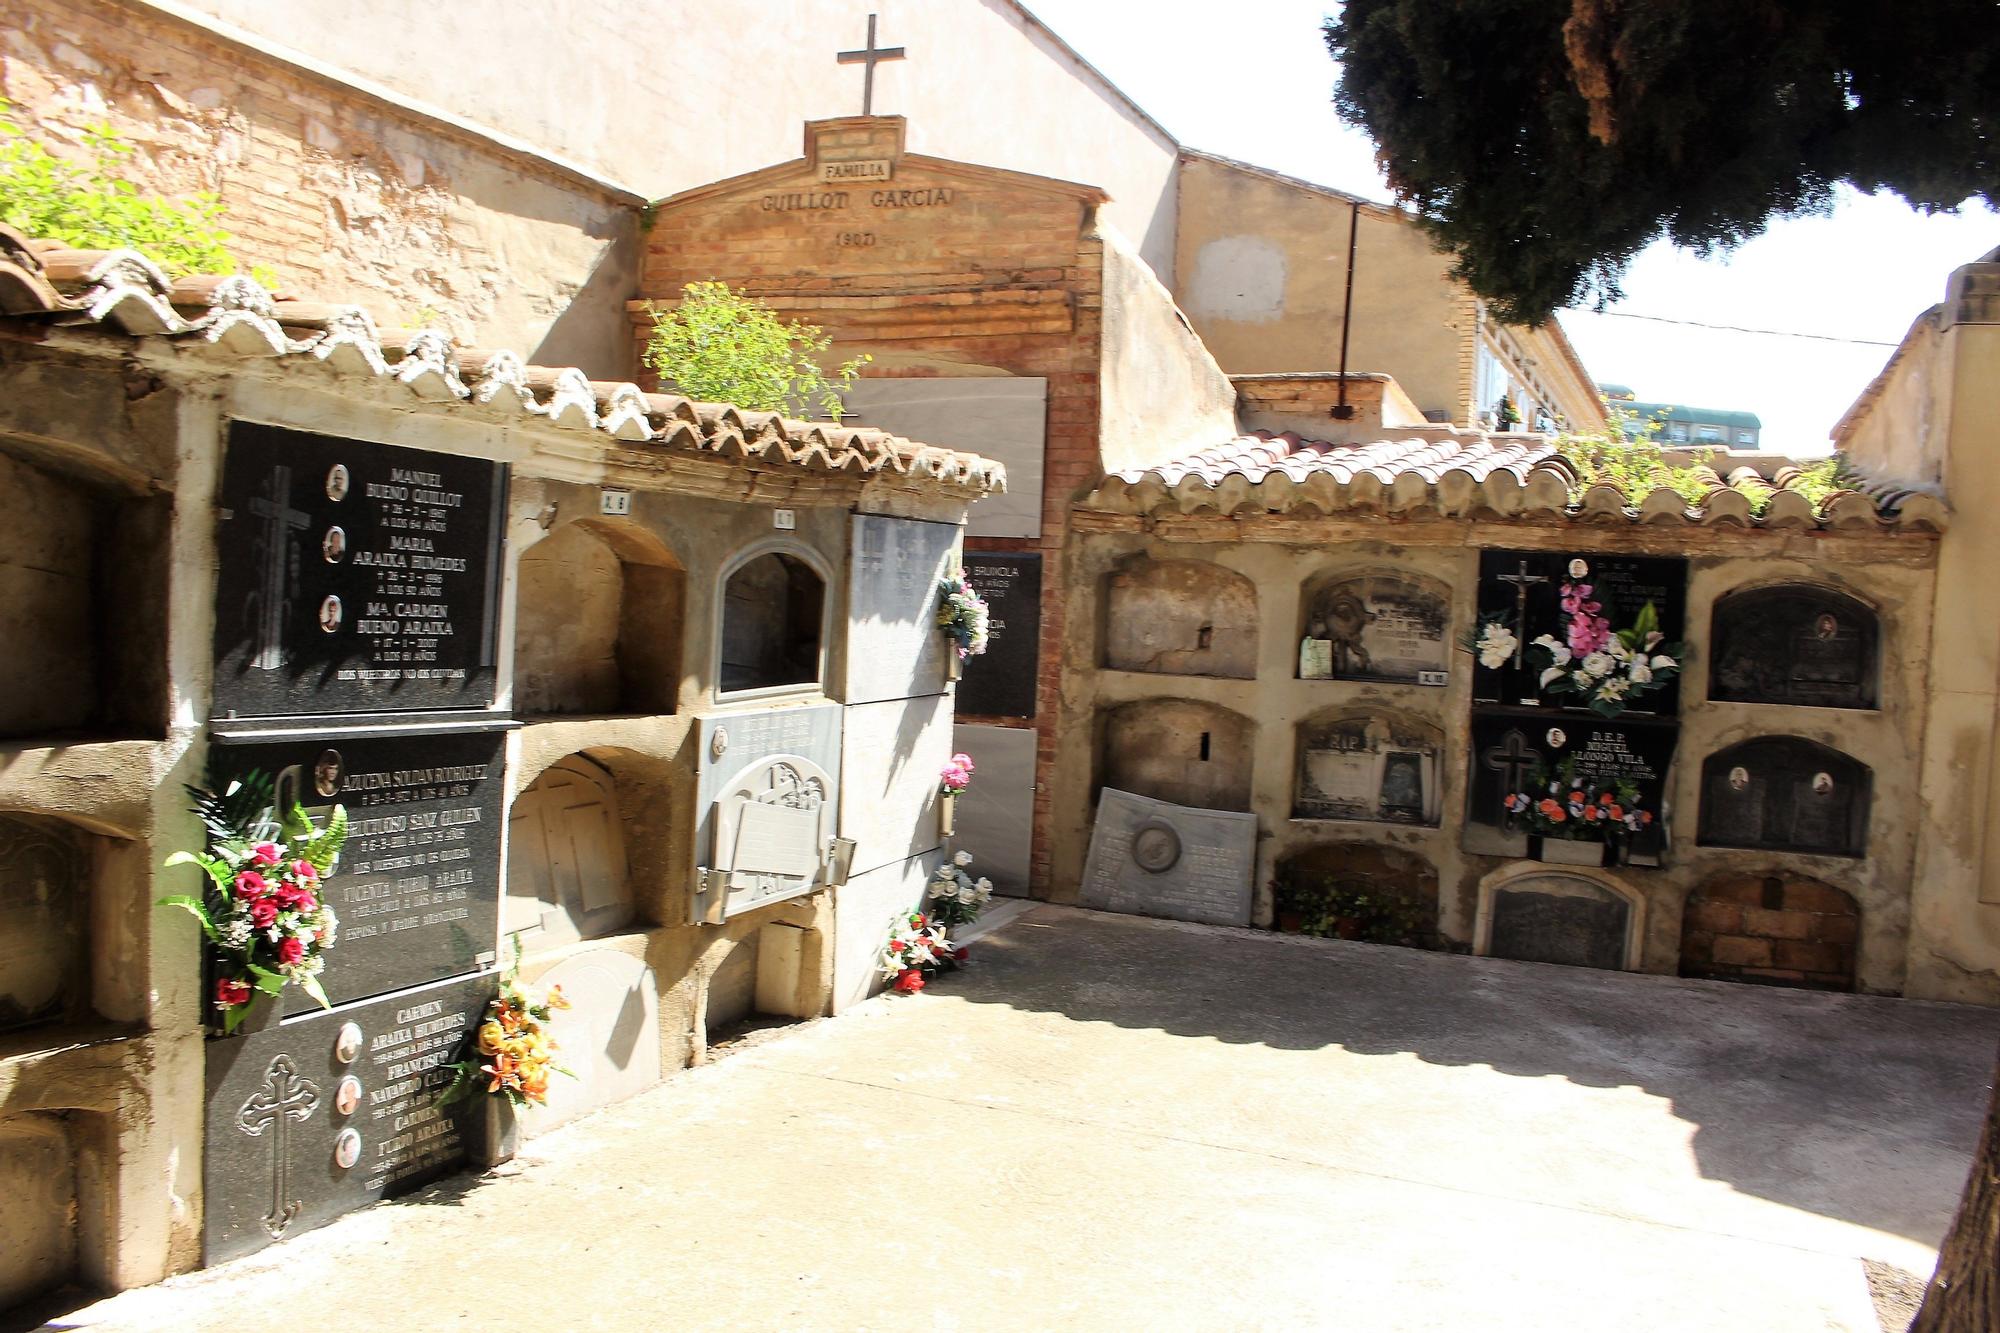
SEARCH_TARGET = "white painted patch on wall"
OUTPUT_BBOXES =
[1184,235,1289,323]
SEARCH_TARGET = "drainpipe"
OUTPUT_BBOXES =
[1331,200,1360,421]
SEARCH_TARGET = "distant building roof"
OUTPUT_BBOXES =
[1597,383,1635,399]
[1622,402,1763,431]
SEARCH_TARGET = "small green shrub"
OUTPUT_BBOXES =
[1273,874,1430,948]
[644,281,869,420]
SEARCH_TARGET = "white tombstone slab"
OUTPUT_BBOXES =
[712,754,837,917]
[842,513,959,704]
[526,949,662,1134]
[1081,787,1257,928]
[839,378,1047,538]
[693,705,842,922]
[839,693,952,878]
[951,723,1036,896]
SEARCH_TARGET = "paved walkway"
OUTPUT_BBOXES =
[56,906,2000,1331]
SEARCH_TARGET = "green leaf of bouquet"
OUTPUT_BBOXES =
[156,894,215,934]
[222,1001,251,1035]
[298,973,330,1009]
[246,964,286,997]
[303,804,348,873]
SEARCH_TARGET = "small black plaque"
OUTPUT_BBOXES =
[203,970,496,1264]
[1488,882,1629,969]
[1710,585,1879,709]
[213,421,506,718]
[209,727,507,1014]
[1473,550,1687,714]
[957,552,1041,718]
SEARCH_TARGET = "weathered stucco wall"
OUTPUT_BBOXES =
[1096,225,1237,474]
[135,0,1182,278]
[1,0,640,371]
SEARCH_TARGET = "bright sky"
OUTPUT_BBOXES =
[1030,0,1999,454]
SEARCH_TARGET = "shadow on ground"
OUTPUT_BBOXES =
[936,904,2000,1252]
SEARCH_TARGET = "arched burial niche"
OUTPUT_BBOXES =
[1101,698,1255,812]
[0,448,166,740]
[0,812,91,1034]
[1102,558,1257,679]
[514,520,683,716]
[1297,571,1451,684]
[1477,868,1644,971]
[1273,844,1440,948]
[506,755,636,953]
[0,1115,78,1309]
[718,545,827,695]
[1709,584,1880,709]
[1293,711,1444,826]
[1681,874,1858,992]
[1698,737,1871,858]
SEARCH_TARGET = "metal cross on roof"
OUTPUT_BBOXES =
[837,13,905,116]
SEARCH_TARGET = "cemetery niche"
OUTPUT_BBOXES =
[1483,872,1637,971]
[955,552,1041,719]
[212,422,507,719]
[0,813,91,1034]
[1272,843,1440,949]
[1081,787,1257,928]
[719,547,827,695]
[1100,698,1255,813]
[1697,736,1872,858]
[692,705,843,922]
[1471,550,1687,716]
[1709,584,1880,710]
[1296,572,1450,686]
[1292,713,1443,826]
[513,520,684,717]
[1103,558,1257,680]
[507,754,637,953]
[1464,712,1676,865]
[1680,873,1860,992]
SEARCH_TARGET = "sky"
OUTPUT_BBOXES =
[1028,0,1999,454]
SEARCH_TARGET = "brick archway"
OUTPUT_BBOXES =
[1680,874,1859,992]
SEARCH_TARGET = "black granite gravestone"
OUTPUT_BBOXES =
[1698,737,1871,857]
[957,552,1040,718]
[213,421,507,719]
[1472,550,1687,714]
[1488,878,1630,969]
[1464,710,1677,861]
[1710,586,1879,709]
[202,969,496,1263]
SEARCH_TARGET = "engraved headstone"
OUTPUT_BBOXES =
[693,705,843,921]
[203,969,496,1263]
[208,725,509,1015]
[1300,574,1450,685]
[1463,711,1677,860]
[1294,716,1442,825]
[1698,738,1870,857]
[956,553,1041,718]
[212,422,507,718]
[843,514,959,703]
[1487,875,1631,969]
[1472,550,1687,712]
[1710,586,1879,709]
[1080,787,1256,927]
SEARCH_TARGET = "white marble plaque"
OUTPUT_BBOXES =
[839,378,1046,538]
[528,950,662,1134]
[1081,788,1256,927]
[951,723,1035,896]
[842,513,959,704]
[839,694,953,877]
[712,755,836,917]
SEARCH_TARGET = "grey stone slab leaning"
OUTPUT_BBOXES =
[1080,787,1256,928]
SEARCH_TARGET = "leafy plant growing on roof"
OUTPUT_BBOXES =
[0,99,273,284]
[644,280,870,421]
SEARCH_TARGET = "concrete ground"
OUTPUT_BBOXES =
[51,906,2000,1332]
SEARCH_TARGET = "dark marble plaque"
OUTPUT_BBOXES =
[1698,738,1870,857]
[1464,710,1677,861]
[213,421,507,719]
[208,726,507,1015]
[1710,586,1879,709]
[203,970,496,1264]
[1473,550,1686,714]
[1488,880,1630,970]
[956,552,1041,719]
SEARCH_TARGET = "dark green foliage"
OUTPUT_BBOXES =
[185,765,274,843]
[1327,1,2000,324]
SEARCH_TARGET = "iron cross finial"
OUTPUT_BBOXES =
[837,13,906,116]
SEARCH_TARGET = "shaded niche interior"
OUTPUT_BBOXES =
[0,1115,80,1310]
[0,812,92,1035]
[1697,736,1872,858]
[1101,558,1257,679]
[1099,698,1255,812]
[0,448,167,741]
[1296,570,1452,684]
[514,520,684,716]
[720,551,825,694]
[1273,843,1441,949]
[506,754,636,952]
[1292,711,1444,826]
[1709,584,1880,709]
[1681,874,1859,993]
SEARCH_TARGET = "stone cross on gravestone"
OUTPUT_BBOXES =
[837,13,905,115]
[1496,560,1550,668]
[1484,729,1537,799]
[246,465,312,670]
[236,1054,320,1238]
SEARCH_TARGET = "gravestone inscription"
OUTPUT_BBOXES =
[1710,586,1879,709]
[693,705,843,922]
[1472,550,1687,713]
[1463,710,1677,861]
[1294,716,1443,825]
[1486,876,1631,970]
[955,553,1040,718]
[213,422,506,719]
[844,514,959,703]
[203,969,496,1264]
[208,725,508,1016]
[1298,575,1450,685]
[1080,787,1256,928]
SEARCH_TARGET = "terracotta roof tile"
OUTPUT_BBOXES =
[0,224,1004,496]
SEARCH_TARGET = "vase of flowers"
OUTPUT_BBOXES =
[1503,758,1655,865]
[936,565,991,673]
[1528,584,1685,717]
[879,852,993,994]
[159,769,346,1034]
[937,752,974,836]
[438,948,572,1167]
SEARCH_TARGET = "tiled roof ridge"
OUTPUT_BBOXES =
[1094,427,1943,533]
[0,224,1005,495]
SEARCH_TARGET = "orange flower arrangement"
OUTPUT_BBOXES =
[439,953,571,1109]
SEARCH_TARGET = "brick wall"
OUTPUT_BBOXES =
[635,118,1109,893]
[1680,875,1860,991]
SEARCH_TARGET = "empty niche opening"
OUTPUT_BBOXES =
[1709,584,1879,709]
[0,812,96,1037]
[506,754,638,953]
[1680,874,1859,992]
[514,519,684,717]
[1273,844,1442,949]
[719,549,826,695]
[1697,736,1872,858]
[1102,558,1258,680]
[1099,698,1255,812]
[0,448,167,741]
[0,1114,81,1311]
